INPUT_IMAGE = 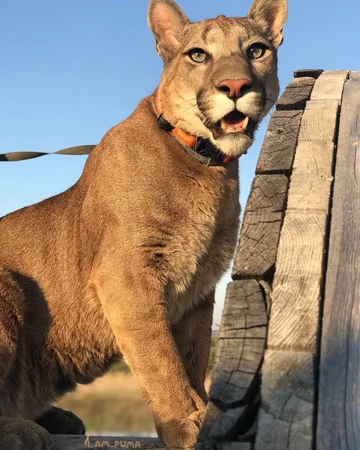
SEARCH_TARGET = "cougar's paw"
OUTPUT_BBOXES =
[0,417,52,450]
[156,410,204,449]
[35,406,86,435]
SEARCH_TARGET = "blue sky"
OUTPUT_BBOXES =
[1,0,359,327]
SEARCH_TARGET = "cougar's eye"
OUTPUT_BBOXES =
[188,48,208,63]
[248,43,267,60]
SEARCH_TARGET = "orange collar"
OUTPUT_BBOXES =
[153,90,238,165]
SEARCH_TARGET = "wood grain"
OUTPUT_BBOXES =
[210,280,267,409]
[233,175,288,279]
[276,77,315,111]
[267,212,328,351]
[310,70,349,101]
[256,110,303,174]
[196,401,254,449]
[255,351,314,450]
[317,73,360,450]
[207,406,248,439]
[267,74,342,351]
[298,100,339,142]
[286,141,335,213]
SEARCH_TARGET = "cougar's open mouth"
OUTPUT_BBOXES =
[212,110,257,140]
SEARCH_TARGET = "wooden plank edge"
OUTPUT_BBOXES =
[293,69,324,78]
[232,174,289,280]
[276,77,316,111]
[255,110,304,175]
[200,280,267,443]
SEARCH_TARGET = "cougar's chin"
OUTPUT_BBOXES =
[210,132,253,158]
[204,109,259,158]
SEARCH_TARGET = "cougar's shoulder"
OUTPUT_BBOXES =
[87,95,201,174]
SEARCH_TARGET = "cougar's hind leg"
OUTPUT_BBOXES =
[35,406,86,435]
[0,267,21,388]
[0,267,53,450]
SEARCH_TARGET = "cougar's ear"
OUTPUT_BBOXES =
[247,0,287,48]
[147,0,190,61]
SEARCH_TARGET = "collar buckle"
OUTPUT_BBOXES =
[157,114,174,132]
[194,138,224,164]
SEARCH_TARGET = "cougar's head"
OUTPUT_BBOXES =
[148,0,287,158]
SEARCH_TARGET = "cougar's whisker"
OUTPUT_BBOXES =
[183,103,197,113]
[176,97,197,107]
[195,107,209,124]
[193,111,211,130]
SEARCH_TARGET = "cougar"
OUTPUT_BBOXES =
[0,0,287,448]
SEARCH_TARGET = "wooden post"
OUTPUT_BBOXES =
[256,70,349,450]
[317,72,360,450]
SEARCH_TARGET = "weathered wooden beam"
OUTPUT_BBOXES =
[232,175,288,279]
[196,402,256,450]
[310,70,349,101]
[255,351,314,450]
[198,280,266,445]
[210,281,267,409]
[298,100,339,142]
[286,140,334,214]
[267,137,335,349]
[200,403,249,441]
[267,212,329,351]
[276,77,315,111]
[317,72,360,450]
[266,72,347,353]
[256,110,303,174]
[256,70,349,450]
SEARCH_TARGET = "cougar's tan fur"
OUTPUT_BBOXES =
[0,0,287,448]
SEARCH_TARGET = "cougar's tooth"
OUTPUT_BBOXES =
[220,119,227,130]
[242,116,250,130]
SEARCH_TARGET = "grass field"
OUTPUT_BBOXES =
[56,372,155,433]
[55,339,217,433]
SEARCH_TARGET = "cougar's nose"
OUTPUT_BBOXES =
[217,78,252,99]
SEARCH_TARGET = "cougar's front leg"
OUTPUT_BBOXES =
[95,264,206,448]
[172,292,214,405]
